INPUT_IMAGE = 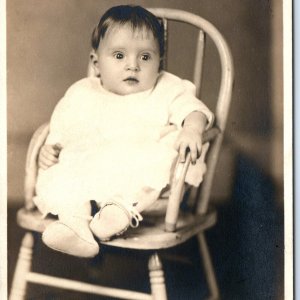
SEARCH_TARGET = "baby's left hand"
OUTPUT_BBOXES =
[174,127,203,164]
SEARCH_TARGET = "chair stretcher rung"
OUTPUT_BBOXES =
[26,272,152,300]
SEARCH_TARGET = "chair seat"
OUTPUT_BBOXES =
[102,210,217,250]
[17,207,217,250]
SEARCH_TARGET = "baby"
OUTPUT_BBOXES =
[34,5,214,257]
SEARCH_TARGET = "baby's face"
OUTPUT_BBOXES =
[93,24,161,95]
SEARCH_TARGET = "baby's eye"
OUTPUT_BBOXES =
[114,52,124,59]
[141,54,151,61]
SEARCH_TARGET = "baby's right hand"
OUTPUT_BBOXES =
[38,143,62,170]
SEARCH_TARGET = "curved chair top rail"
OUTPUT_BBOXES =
[147,8,234,133]
[23,8,234,218]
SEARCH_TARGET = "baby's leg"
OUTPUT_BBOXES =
[90,188,161,241]
[42,202,99,257]
[135,187,161,212]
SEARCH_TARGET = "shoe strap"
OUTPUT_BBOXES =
[128,207,143,228]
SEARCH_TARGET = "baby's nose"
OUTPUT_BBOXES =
[126,57,140,71]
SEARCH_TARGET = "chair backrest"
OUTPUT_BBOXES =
[147,8,234,215]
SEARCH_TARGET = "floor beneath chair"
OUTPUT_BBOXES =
[8,155,284,299]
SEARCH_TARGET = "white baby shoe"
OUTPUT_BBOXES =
[90,199,143,241]
[42,215,99,257]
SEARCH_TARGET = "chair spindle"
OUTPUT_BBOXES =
[162,18,168,70]
[193,29,206,98]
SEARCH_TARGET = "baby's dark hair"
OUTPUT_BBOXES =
[91,5,165,68]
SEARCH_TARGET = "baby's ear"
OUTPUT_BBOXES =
[87,50,100,77]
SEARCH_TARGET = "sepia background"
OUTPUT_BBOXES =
[7,0,284,299]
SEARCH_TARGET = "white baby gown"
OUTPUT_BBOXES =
[34,71,214,217]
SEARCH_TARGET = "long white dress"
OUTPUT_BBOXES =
[34,71,214,216]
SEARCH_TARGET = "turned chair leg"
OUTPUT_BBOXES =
[148,252,167,300]
[9,232,35,300]
[197,232,219,300]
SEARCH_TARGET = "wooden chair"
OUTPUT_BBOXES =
[9,8,234,300]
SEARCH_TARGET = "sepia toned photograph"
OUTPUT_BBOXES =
[4,0,291,299]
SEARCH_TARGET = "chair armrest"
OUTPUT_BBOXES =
[23,125,219,214]
[24,122,50,210]
[165,153,191,232]
[164,127,220,232]
[202,127,220,143]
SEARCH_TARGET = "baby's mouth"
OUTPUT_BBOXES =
[123,77,139,85]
